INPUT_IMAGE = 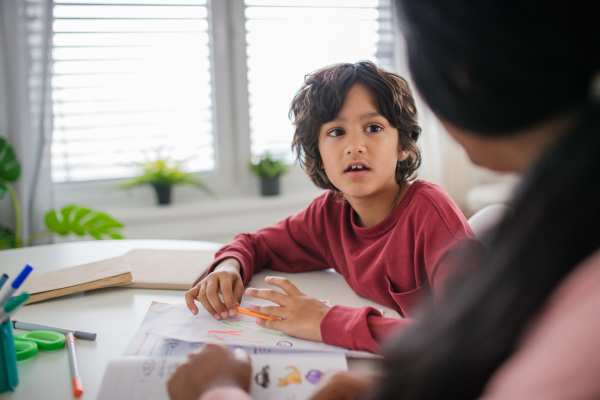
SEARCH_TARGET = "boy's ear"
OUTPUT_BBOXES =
[398,148,410,162]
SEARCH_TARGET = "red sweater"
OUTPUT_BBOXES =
[211,180,477,352]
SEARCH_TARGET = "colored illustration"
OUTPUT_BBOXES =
[305,369,324,385]
[142,360,155,377]
[255,365,270,388]
[278,366,302,387]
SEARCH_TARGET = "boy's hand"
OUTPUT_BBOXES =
[244,276,330,342]
[167,343,251,400]
[185,258,244,320]
[307,371,375,400]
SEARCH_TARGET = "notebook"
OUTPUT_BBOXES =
[20,256,133,304]
[117,249,216,290]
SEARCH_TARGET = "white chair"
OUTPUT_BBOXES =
[468,203,510,246]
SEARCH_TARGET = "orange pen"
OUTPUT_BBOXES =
[66,332,84,398]
[221,303,279,320]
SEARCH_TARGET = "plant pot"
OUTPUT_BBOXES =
[260,176,280,196]
[153,184,172,205]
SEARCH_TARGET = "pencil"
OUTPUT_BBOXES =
[220,303,279,320]
[66,332,84,398]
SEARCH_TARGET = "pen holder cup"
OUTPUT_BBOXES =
[0,319,18,393]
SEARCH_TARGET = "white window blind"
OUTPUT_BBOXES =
[244,0,395,160]
[51,0,214,183]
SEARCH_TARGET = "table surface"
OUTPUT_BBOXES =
[0,239,399,399]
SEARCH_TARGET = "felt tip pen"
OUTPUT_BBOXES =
[0,264,33,307]
[0,274,8,292]
[12,320,97,341]
[66,332,84,398]
[0,292,30,325]
[220,303,279,320]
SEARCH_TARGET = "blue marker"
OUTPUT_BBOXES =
[0,264,33,308]
[0,274,8,291]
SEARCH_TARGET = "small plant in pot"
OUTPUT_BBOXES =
[118,153,214,205]
[249,153,290,196]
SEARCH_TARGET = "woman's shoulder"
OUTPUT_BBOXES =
[480,248,600,400]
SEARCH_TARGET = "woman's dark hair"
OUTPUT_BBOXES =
[367,2,600,399]
[289,61,421,192]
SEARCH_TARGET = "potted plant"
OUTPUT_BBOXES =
[118,153,214,205]
[0,137,124,250]
[249,153,290,196]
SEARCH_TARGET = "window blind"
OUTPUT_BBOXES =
[51,0,214,183]
[244,0,395,160]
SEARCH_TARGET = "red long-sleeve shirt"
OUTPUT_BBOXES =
[210,180,476,353]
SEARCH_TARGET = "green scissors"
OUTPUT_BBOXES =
[13,330,66,361]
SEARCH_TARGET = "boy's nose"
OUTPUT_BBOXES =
[345,132,366,155]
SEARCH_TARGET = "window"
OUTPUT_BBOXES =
[244,0,395,160]
[51,0,213,183]
[49,0,395,189]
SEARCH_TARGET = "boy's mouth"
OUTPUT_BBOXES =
[345,165,370,172]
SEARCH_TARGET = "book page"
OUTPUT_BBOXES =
[98,352,347,400]
[130,301,348,353]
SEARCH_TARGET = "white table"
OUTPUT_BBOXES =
[0,240,399,399]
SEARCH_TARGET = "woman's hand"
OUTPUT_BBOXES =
[308,371,375,400]
[245,276,330,342]
[185,258,244,320]
[167,344,251,400]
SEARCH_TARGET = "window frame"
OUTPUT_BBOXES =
[53,0,392,208]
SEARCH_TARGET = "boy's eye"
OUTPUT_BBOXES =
[365,124,382,133]
[327,128,344,137]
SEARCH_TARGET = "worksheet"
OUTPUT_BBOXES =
[97,351,347,400]
[129,301,348,353]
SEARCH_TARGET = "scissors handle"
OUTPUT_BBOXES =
[14,330,66,351]
[14,339,38,361]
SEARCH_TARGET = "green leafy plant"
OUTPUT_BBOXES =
[249,153,290,179]
[0,137,124,250]
[118,154,214,195]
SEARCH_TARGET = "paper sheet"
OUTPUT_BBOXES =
[98,351,347,400]
[130,301,349,353]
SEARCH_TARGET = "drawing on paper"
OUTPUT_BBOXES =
[166,362,180,378]
[134,302,349,353]
[142,360,155,377]
[255,365,270,388]
[278,366,302,387]
[305,370,324,385]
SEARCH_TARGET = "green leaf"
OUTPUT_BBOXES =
[0,181,7,200]
[0,225,16,250]
[44,205,125,240]
[44,210,68,235]
[0,137,21,183]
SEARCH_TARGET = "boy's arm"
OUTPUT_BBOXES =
[320,306,411,353]
[208,194,333,285]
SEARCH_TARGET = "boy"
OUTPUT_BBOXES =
[185,61,477,353]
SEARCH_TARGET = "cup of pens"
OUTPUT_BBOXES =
[0,265,33,393]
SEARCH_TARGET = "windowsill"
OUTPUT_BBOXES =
[105,187,324,225]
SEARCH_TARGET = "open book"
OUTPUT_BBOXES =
[97,352,347,400]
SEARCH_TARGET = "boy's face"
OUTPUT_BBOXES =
[318,83,409,206]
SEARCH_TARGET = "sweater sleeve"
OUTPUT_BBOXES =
[320,305,412,353]
[208,193,332,285]
[198,387,252,400]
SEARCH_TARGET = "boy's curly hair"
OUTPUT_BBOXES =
[290,60,422,192]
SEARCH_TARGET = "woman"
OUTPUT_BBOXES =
[168,1,600,399]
